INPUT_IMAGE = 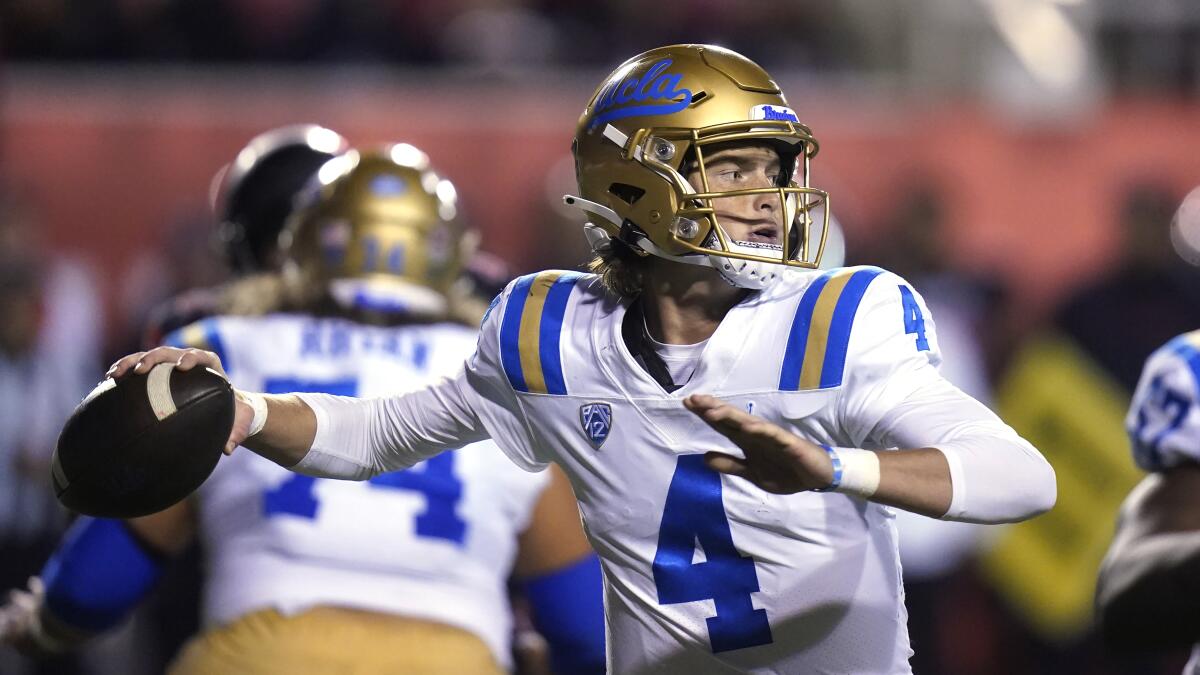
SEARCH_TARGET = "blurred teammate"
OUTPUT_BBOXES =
[143,123,349,347]
[1096,329,1200,670]
[107,44,1055,673]
[1,146,605,674]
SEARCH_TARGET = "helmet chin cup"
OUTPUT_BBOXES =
[710,240,782,290]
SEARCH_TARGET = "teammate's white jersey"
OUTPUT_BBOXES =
[1125,330,1200,674]
[463,265,943,674]
[1127,331,1200,472]
[166,314,550,668]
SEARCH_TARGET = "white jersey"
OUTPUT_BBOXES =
[1125,330,1200,674]
[165,314,550,668]
[463,265,943,674]
[1127,331,1200,472]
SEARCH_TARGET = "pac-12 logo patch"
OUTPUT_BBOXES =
[579,402,613,449]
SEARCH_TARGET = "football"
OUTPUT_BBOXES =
[51,363,234,518]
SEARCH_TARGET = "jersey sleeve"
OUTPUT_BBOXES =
[834,268,945,446]
[1126,332,1200,471]
[455,282,551,473]
[831,268,1055,521]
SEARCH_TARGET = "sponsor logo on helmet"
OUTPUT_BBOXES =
[751,104,799,122]
[590,59,693,130]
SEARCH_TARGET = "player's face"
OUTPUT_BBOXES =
[686,142,786,246]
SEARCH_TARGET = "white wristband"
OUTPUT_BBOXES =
[826,447,881,499]
[236,390,269,438]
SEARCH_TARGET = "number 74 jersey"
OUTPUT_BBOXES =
[465,265,943,674]
[165,315,551,670]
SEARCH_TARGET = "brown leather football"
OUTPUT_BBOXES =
[51,364,233,518]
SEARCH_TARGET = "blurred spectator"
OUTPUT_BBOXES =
[0,0,861,70]
[112,207,226,361]
[855,179,1003,675]
[1055,182,1200,390]
[982,181,1198,674]
[0,189,103,674]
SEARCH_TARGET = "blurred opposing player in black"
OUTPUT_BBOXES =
[142,124,349,348]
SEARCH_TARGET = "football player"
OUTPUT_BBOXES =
[106,44,1056,673]
[2,147,605,674]
[142,123,349,347]
[1096,330,1200,669]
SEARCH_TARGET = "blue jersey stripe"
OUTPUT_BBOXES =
[819,267,884,388]
[779,270,835,391]
[500,275,536,392]
[538,273,581,396]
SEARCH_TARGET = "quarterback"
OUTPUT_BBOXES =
[107,45,1056,673]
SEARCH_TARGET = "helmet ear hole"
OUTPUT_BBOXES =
[608,183,646,206]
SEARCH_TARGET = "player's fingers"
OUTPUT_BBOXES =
[683,394,754,422]
[698,405,761,438]
[107,352,147,378]
[6,590,33,614]
[682,394,724,413]
[130,347,188,375]
[176,349,223,374]
[704,451,750,477]
[0,608,16,643]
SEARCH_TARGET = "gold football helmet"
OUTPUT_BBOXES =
[280,144,475,319]
[567,44,830,289]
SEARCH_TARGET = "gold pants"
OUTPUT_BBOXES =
[168,607,505,675]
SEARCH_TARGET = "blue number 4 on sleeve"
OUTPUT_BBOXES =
[899,286,930,352]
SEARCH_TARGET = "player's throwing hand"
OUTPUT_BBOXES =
[684,394,836,494]
[107,346,255,454]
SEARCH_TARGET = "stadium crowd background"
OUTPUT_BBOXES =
[2,1,1200,673]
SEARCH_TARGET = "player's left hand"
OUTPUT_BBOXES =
[0,577,74,656]
[683,394,834,494]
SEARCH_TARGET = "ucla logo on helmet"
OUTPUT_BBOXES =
[589,59,693,130]
[579,402,613,449]
[750,104,799,123]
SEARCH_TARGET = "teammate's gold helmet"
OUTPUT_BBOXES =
[567,44,829,289]
[281,144,475,319]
